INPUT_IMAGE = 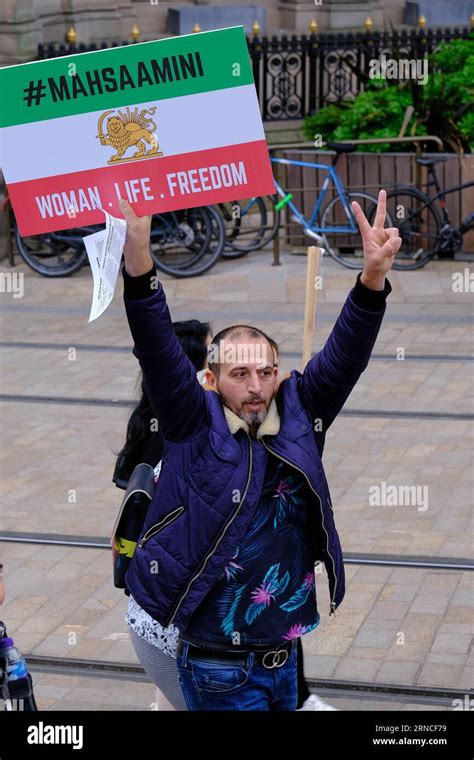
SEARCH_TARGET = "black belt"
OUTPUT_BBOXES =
[177,637,293,670]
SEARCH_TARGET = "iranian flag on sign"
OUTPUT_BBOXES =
[0,26,276,236]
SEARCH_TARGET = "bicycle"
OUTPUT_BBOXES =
[271,142,394,269]
[384,156,474,270]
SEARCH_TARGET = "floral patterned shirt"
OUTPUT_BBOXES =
[182,451,321,649]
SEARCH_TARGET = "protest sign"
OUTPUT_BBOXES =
[0,26,275,236]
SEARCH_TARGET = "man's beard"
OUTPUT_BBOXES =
[238,406,268,429]
[219,386,269,430]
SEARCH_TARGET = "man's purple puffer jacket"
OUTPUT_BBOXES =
[123,268,391,631]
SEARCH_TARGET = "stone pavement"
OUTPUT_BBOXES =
[0,245,472,710]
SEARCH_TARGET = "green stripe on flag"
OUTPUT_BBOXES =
[0,26,254,127]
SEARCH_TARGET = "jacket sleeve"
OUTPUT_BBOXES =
[122,262,207,442]
[298,271,392,434]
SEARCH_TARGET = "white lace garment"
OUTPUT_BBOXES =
[126,593,179,659]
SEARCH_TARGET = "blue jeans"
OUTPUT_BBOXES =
[176,639,298,711]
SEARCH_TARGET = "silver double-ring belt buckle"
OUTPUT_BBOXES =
[262,647,289,669]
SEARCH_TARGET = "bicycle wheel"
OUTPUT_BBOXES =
[320,192,393,269]
[220,195,280,257]
[172,205,226,274]
[205,203,227,263]
[385,188,441,270]
[14,223,93,277]
[150,208,210,274]
[150,205,224,278]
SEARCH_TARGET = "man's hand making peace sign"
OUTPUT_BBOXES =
[352,189,402,291]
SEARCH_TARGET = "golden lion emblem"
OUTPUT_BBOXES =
[96,105,163,164]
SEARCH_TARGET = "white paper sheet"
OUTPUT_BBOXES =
[83,210,127,322]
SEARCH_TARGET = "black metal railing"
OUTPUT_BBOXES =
[247,27,472,120]
[37,26,472,121]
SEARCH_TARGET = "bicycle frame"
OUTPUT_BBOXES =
[270,156,358,234]
[392,181,474,233]
[430,181,474,228]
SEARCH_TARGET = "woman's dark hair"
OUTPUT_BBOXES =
[113,319,211,483]
[172,319,211,372]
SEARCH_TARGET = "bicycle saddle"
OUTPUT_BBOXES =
[415,157,448,167]
[327,141,357,153]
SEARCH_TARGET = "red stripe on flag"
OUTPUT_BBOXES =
[8,140,276,236]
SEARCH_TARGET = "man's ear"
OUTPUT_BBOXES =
[205,368,217,388]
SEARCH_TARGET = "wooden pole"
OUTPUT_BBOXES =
[272,224,280,266]
[302,246,321,366]
[398,105,414,138]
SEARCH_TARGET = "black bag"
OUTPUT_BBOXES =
[111,462,156,590]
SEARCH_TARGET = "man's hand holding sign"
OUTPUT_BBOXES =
[119,199,153,277]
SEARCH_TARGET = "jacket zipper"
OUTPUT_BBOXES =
[165,433,253,628]
[137,506,185,551]
[260,439,338,618]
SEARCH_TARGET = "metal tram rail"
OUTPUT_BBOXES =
[1,531,472,572]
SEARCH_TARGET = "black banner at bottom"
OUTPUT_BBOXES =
[0,708,472,758]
